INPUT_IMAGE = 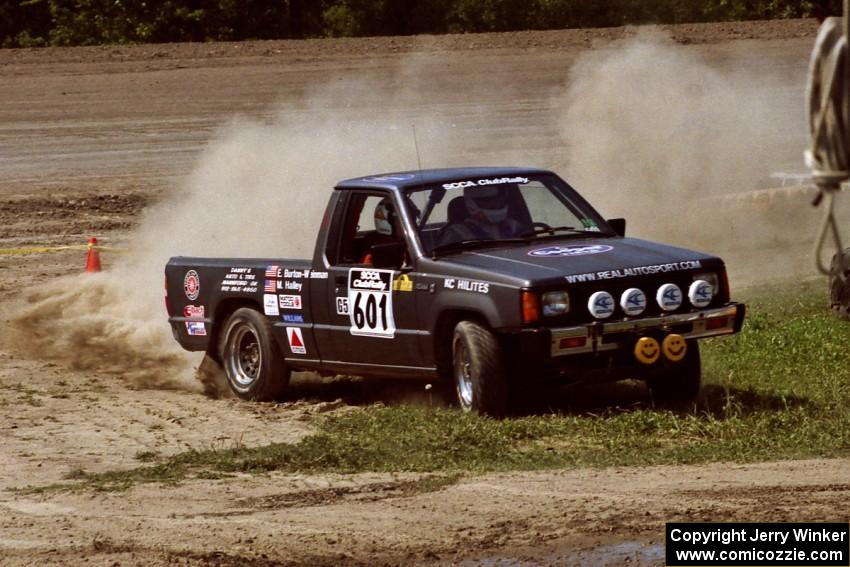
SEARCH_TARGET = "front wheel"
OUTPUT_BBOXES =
[452,321,508,417]
[646,340,701,406]
[219,307,290,401]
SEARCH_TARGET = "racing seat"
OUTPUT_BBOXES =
[436,196,470,246]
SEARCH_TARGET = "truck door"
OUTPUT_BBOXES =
[319,191,424,369]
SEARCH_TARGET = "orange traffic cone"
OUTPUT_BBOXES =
[85,237,101,273]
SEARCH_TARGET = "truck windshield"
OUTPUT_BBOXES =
[404,174,611,256]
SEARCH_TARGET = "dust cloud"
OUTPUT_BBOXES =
[9,73,468,392]
[553,31,839,286]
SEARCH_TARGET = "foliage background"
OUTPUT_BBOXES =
[0,0,839,48]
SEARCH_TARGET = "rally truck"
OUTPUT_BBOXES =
[165,167,745,416]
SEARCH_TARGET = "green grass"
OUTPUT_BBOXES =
[24,280,850,492]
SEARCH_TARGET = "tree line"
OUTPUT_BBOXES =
[0,0,836,48]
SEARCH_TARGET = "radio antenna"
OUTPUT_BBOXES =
[412,124,423,172]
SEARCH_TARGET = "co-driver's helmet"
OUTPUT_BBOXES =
[374,197,396,236]
[464,185,510,224]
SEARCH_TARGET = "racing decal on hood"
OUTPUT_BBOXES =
[528,244,613,258]
[564,260,703,284]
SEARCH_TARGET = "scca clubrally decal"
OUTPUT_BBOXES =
[347,268,395,338]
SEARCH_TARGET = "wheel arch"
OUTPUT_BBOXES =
[432,308,491,380]
[208,297,262,361]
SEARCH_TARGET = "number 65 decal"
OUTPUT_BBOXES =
[347,268,396,338]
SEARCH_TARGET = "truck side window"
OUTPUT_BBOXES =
[335,192,407,267]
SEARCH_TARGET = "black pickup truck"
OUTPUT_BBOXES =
[166,167,745,415]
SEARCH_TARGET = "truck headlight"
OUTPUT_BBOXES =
[542,291,570,316]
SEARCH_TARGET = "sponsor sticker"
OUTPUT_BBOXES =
[588,291,615,319]
[564,261,703,284]
[263,294,279,316]
[183,270,200,300]
[657,283,683,311]
[529,245,613,258]
[392,274,413,292]
[220,267,258,293]
[336,296,350,315]
[286,327,306,355]
[183,305,205,318]
[444,278,490,294]
[282,313,305,323]
[279,294,302,310]
[185,321,206,336]
[348,268,395,338]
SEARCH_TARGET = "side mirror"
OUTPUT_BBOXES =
[607,218,626,237]
[371,240,405,269]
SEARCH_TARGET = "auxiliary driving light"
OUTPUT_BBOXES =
[688,279,714,308]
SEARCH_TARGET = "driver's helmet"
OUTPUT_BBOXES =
[374,197,396,236]
[464,185,511,224]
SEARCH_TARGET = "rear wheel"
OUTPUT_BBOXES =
[647,340,701,406]
[829,249,850,320]
[219,307,289,401]
[452,321,508,417]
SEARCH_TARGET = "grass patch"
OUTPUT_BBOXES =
[24,280,850,492]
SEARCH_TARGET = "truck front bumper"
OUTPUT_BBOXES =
[548,303,745,357]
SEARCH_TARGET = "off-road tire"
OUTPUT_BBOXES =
[829,248,850,320]
[647,340,701,406]
[219,307,290,401]
[452,320,509,417]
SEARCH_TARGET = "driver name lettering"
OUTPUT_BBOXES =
[441,177,528,190]
[564,261,703,284]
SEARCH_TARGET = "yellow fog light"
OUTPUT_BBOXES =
[662,334,687,362]
[634,337,660,364]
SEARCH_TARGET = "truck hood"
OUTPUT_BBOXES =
[437,237,720,284]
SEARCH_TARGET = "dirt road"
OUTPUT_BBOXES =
[1,19,848,566]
